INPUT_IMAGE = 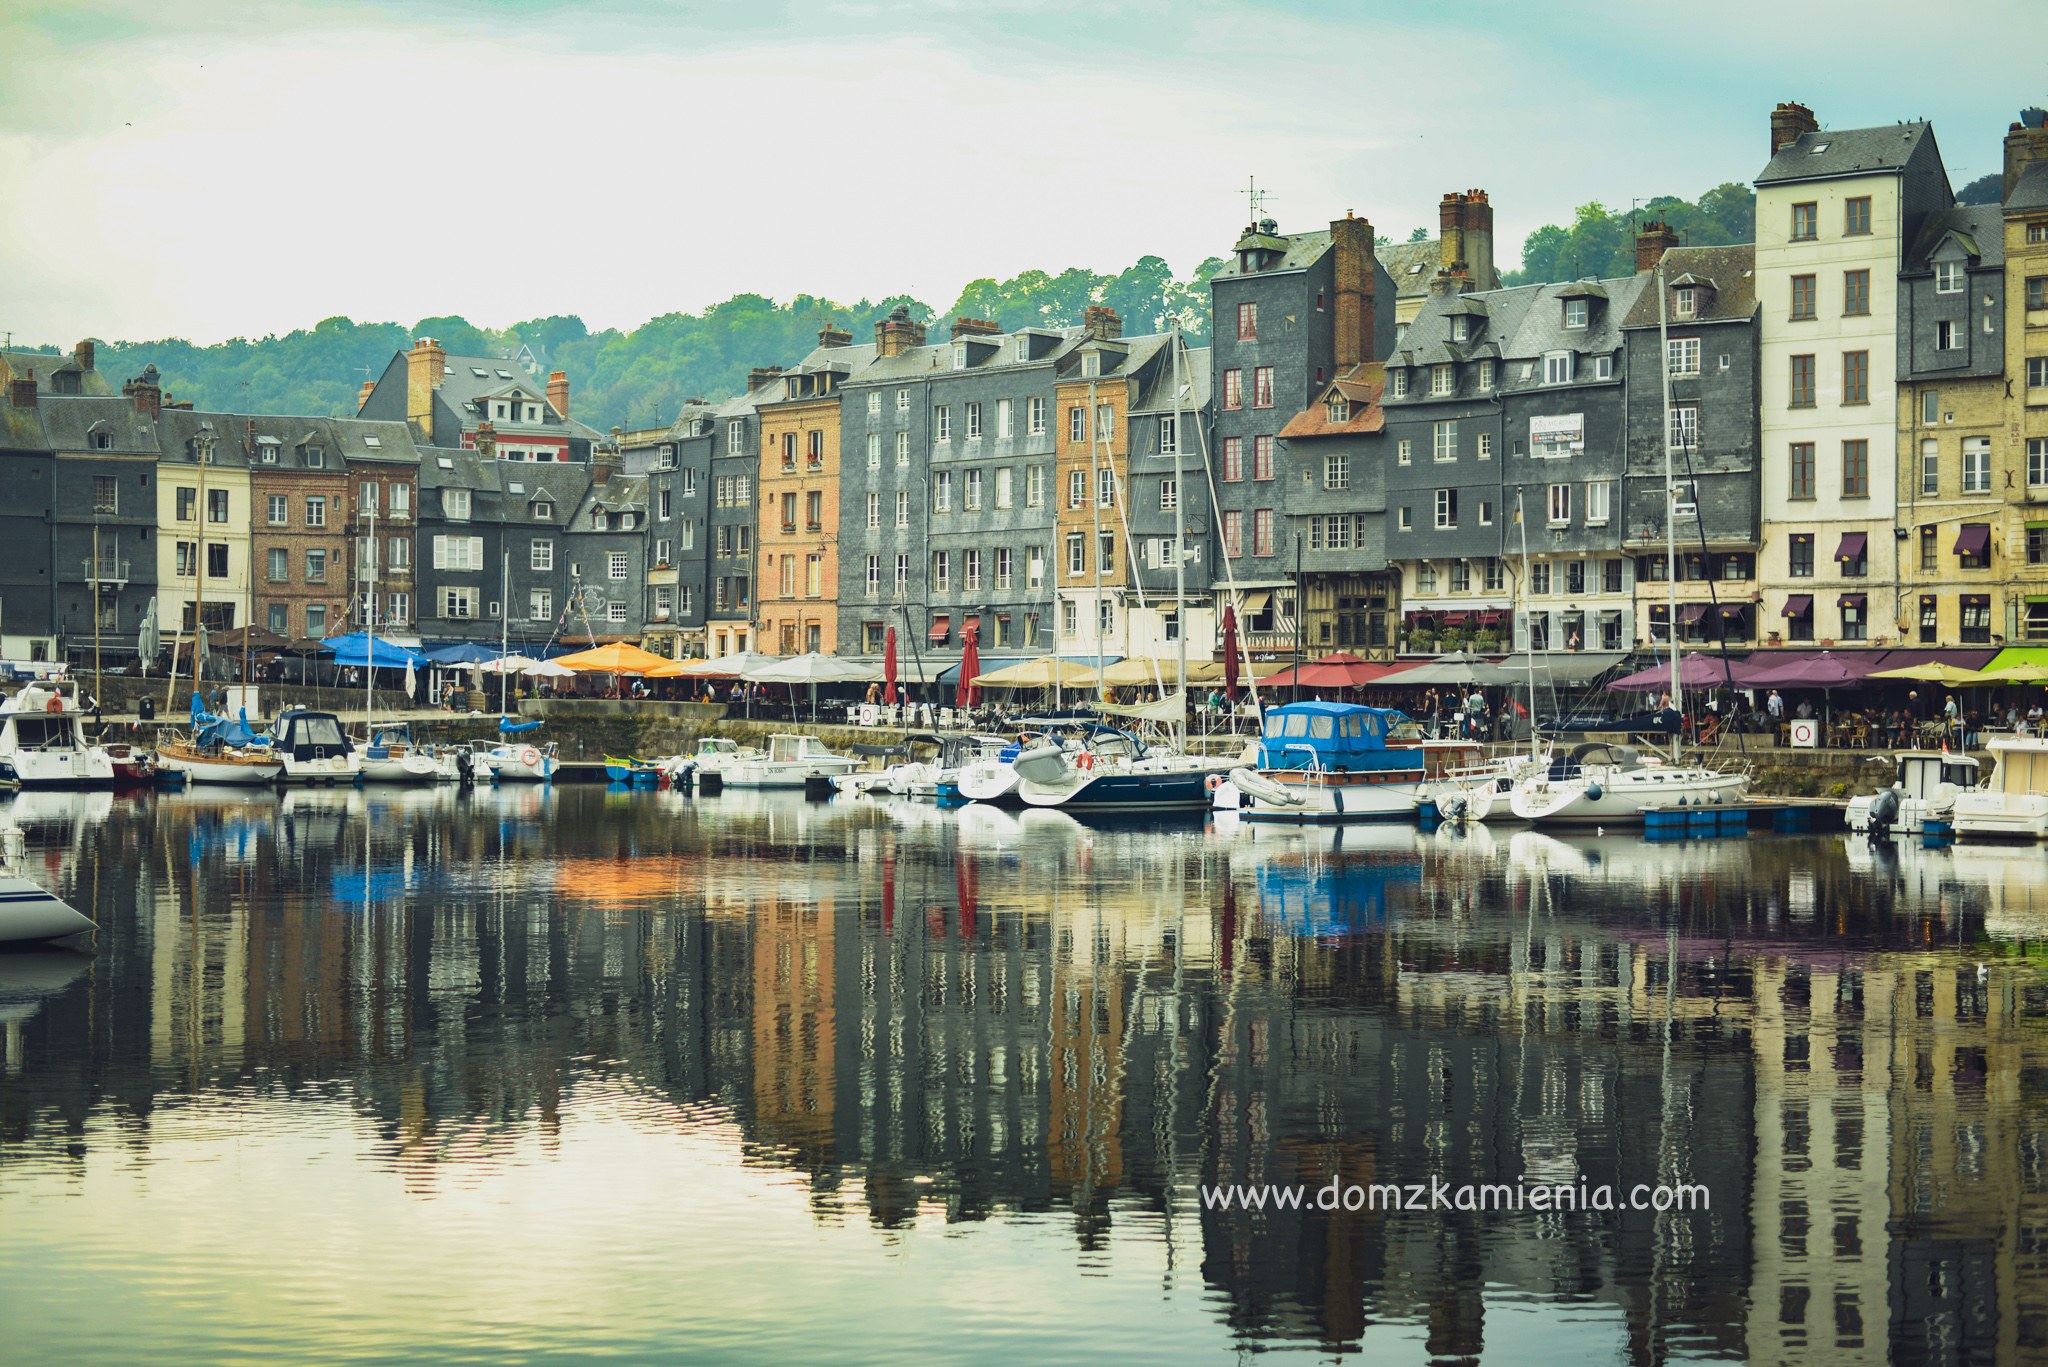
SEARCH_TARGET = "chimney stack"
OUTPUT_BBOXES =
[817,322,853,348]
[1436,191,1495,290]
[7,371,35,409]
[2004,108,2048,199]
[244,417,257,456]
[748,365,784,392]
[1082,307,1122,341]
[546,369,570,417]
[1770,101,1819,154]
[122,364,162,420]
[357,378,375,412]
[950,317,1003,340]
[72,339,94,374]
[405,336,445,438]
[1635,220,1681,273]
[472,419,497,460]
[1329,212,1378,368]
[875,305,928,359]
[592,457,614,486]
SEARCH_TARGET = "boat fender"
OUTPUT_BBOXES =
[1332,786,1345,816]
[1585,783,1603,801]
[1076,751,1094,771]
[520,747,540,768]
[45,695,62,714]
[1204,773,1222,792]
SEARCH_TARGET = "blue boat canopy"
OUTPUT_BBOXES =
[320,632,426,668]
[1256,702,1411,771]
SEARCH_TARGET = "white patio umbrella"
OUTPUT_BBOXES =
[743,652,881,722]
[522,660,577,678]
[478,654,538,674]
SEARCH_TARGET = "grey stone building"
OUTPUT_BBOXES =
[620,405,714,658]
[0,380,56,658]
[39,379,165,665]
[835,312,937,659]
[1208,213,1396,655]
[1106,333,1215,659]
[1274,364,1395,655]
[358,338,606,461]
[415,446,506,645]
[495,461,590,651]
[564,467,649,642]
[707,382,765,659]
[1621,237,1763,648]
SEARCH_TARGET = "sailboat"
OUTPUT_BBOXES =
[1507,259,1747,826]
[1009,331,1234,813]
[473,553,557,783]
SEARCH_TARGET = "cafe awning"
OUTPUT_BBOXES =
[928,615,950,642]
[1954,524,1991,557]
[1835,531,1867,563]
[1678,603,1710,624]
[1234,590,1272,614]
[1782,594,1814,617]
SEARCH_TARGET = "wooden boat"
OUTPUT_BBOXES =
[156,737,285,786]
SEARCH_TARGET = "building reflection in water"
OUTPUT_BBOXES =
[1,788,2046,1363]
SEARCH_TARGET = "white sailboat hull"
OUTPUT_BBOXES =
[1509,767,1749,826]
[0,874,95,942]
[157,750,283,785]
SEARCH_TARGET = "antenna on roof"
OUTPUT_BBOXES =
[1241,175,1274,228]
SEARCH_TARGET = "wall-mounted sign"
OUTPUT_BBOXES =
[1529,413,1585,459]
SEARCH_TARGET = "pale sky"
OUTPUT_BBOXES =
[1,0,2039,345]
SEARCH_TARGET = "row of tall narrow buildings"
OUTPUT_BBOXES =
[2,100,2045,670]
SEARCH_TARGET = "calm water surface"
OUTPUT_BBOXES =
[2,786,2047,1364]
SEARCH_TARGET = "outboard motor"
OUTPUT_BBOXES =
[1865,787,1901,840]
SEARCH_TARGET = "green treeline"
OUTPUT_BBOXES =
[33,184,1755,432]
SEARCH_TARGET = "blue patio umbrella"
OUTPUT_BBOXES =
[319,632,427,669]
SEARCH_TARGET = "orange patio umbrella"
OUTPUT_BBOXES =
[552,642,673,674]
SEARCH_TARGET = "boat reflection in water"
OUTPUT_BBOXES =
[0,789,2045,1365]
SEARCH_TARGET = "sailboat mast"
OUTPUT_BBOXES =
[500,551,511,716]
[1516,489,1538,756]
[1171,330,1188,747]
[1088,375,1105,702]
[1657,254,1684,745]
[364,504,377,730]
[190,434,209,699]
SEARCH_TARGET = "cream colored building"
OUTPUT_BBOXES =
[1754,103,1953,648]
[154,411,254,640]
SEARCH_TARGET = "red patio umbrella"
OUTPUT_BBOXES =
[956,623,980,710]
[1221,605,1242,702]
[883,626,899,705]
[1264,652,1405,691]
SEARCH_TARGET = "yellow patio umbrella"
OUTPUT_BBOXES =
[551,641,674,674]
[1095,657,1227,688]
[1980,661,2048,683]
[972,657,1101,689]
[1868,662,1988,686]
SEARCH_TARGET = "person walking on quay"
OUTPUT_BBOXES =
[1465,687,1487,742]
[1943,693,1960,740]
[1766,689,1785,727]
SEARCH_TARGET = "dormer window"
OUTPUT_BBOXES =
[1934,261,1963,294]
[1450,315,1471,342]
[1543,351,1573,385]
[952,343,968,370]
[621,512,636,531]
[524,404,539,422]
[592,509,607,530]
[657,445,676,470]
[1478,360,1495,392]
[1390,369,1409,400]
[1081,352,1101,378]
[1431,364,1453,396]
[1326,396,1351,424]
[493,402,508,420]
[532,498,553,521]
[1016,336,1032,361]
[302,446,324,468]
[1673,287,1697,319]
[1563,298,1588,329]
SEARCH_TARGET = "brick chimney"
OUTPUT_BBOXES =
[122,364,162,419]
[1436,191,1495,291]
[244,417,257,456]
[949,317,1002,341]
[592,458,614,486]
[72,339,94,374]
[1635,220,1680,273]
[8,371,35,408]
[406,337,445,438]
[1329,212,1378,368]
[875,305,928,359]
[546,369,570,417]
[1082,307,1122,341]
[2004,108,2048,199]
[473,419,497,460]
[818,322,853,348]
[747,365,784,392]
[356,379,375,412]
[1770,101,1818,154]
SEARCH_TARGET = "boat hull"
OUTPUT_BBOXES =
[954,762,1023,806]
[0,748,115,790]
[278,754,363,786]
[158,750,284,785]
[1231,767,1427,823]
[1017,761,1228,812]
[724,759,862,790]
[1509,769,1749,826]
[484,750,556,783]
[1952,794,2048,841]
[0,874,95,943]
[360,753,446,785]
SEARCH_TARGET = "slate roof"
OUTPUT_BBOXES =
[498,463,589,528]
[1379,240,1441,296]
[1390,284,1546,371]
[36,395,162,456]
[0,393,48,450]
[1497,273,1649,368]
[1131,340,1211,415]
[433,352,607,444]
[153,409,253,468]
[1212,226,1333,279]
[2,348,114,398]
[326,417,419,465]
[2009,161,2048,213]
[1619,245,1758,328]
[1906,204,2007,271]
[1756,122,1934,185]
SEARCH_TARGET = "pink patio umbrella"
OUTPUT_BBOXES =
[883,626,900,705]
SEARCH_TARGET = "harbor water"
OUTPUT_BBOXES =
[2,785,2046,1364]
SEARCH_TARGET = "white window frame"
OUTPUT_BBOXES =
[1432,421,1457,462]
[1667,338,1700,377]
[1934,261,1963,294]
[1584,480,1611,526]
[1547,483,1571,526]
[1543,352,1572,385]
[1962,437,1992,495]
[1434,488,1456,530]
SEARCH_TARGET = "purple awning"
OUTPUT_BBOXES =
[1607,653,1748,692]
[1954,524,1990,557]
[1739,651,1870,689]
[1835,532,1867,562]
[1679,603,1711,624]
[1782,594,1814,618]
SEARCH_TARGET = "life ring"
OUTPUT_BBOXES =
[520,747,540,768]
[45,695,63,714]
[1076,751,1095,771]
[1204,773,1223,792]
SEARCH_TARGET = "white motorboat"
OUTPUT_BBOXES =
[358,723,465,784]
[270,709,362,786]
[688,736,764,776]
[1013,724,1230,813]
[1506,741,1749,826]
[477,739,558,783]
[954,735,1043,807]
[1222,704,1426,823]
[0,825,94,943]
[1847,750,1980,836]
[0,681,113,790]
[1953,735,2048,840]
[723,734,861,789]
[840,733,1013,800]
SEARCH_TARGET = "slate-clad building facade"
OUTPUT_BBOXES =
[1276,363,1395,655]
[416,446,505,644]
[708,383,764,659]
[1621,238,1763,648]
[0,379,56,657]
[41,381,164,663]
[837,311,937,659]
[1124,339,1215,658]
